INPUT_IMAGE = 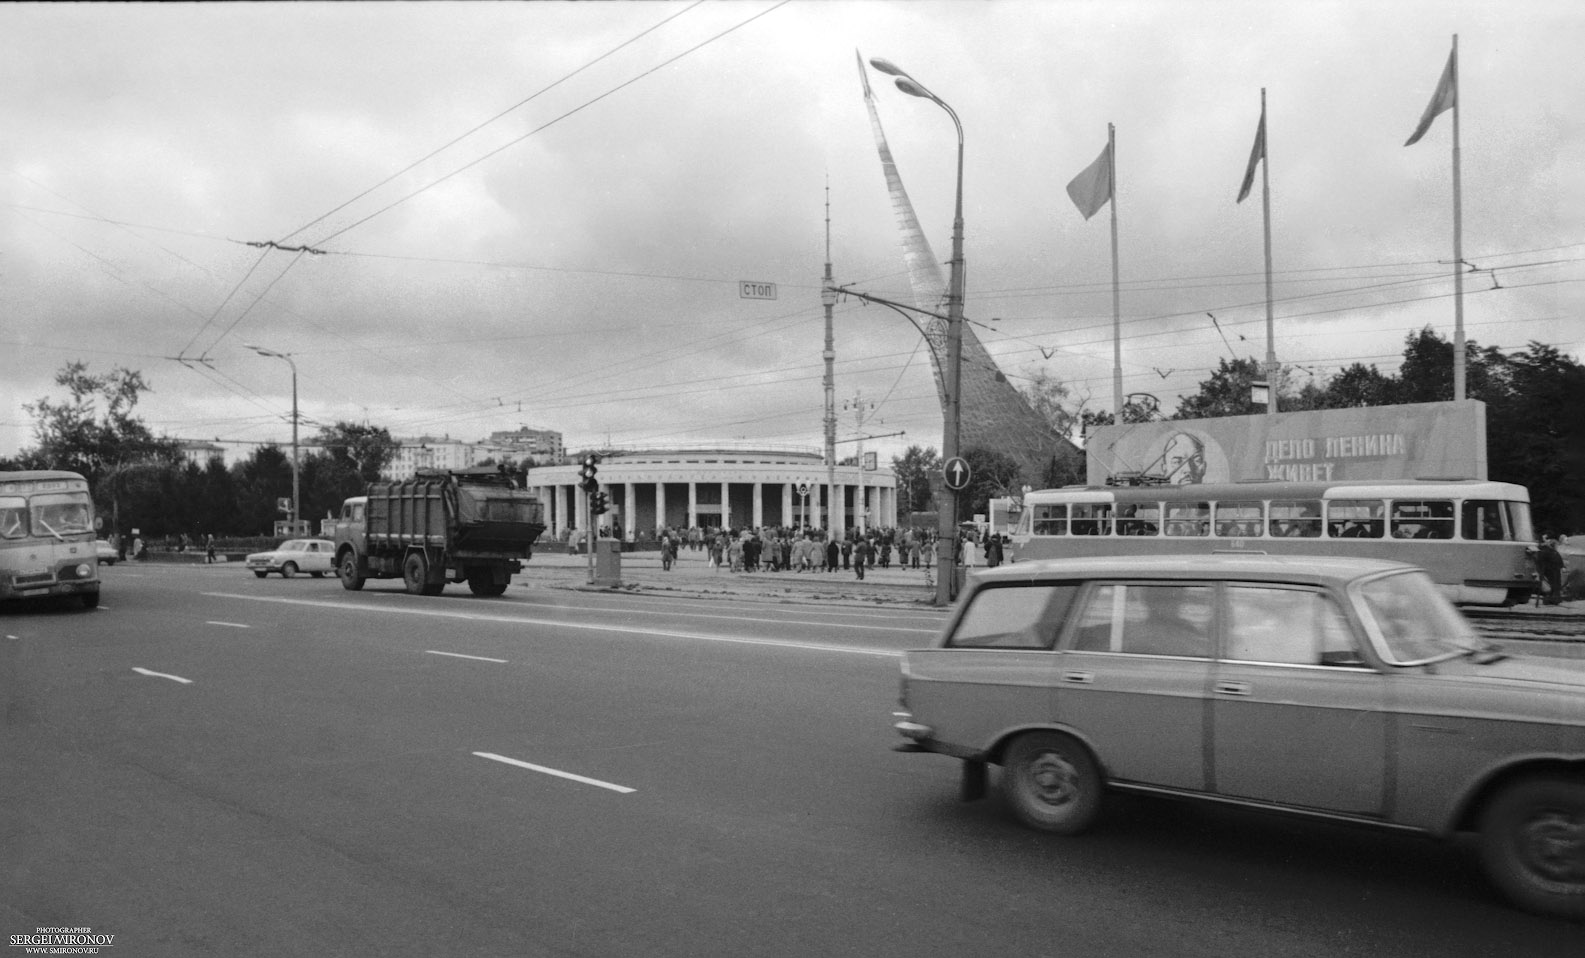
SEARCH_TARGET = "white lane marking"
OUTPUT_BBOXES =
[473,752,635,794]
[426,650,508,663]
[206,621,251,629]
[203,593,904,658]
[133,667,193,684]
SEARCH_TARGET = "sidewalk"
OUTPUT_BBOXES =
[517,545,950,609]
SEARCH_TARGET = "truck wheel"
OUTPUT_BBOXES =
[80,590,100,610]
[338,552,365,591]
[1479,773,1585,919]
[468,571,508,597]
[403,553,430,595]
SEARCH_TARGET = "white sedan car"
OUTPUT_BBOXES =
[245,539,335,578]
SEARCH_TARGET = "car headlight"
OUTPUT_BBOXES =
[76,563,93,578]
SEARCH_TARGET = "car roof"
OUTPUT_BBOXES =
[971,553,1416,588]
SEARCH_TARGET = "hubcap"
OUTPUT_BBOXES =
[1028,751,1078,808]
[1518,810,1585,883]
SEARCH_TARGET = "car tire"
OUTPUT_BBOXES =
[309,571,325,578]
[253,570,269,579]
[1002,731,1103,835]
[281,562,298,578]
[1478,773,1585,920]
[338,552,365,591]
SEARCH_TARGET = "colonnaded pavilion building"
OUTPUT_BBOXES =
[526,445,898,541]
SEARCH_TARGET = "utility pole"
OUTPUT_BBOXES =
[822,178,839,535]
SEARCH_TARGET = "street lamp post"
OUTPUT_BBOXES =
[869,56,965,607]
[244,344,299,536]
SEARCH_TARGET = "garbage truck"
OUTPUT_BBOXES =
[332,466,546,596]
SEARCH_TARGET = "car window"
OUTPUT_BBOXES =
[1223,586,1361,665]
[948,583,1077,649]
[1069,583,1213,658]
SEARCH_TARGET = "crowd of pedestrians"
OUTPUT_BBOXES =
[635,524,1015,581]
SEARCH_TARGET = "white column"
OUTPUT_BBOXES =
[781,483,793,530]
[622,483,634,541]
[752,482,764,530]
[721,481,730,530]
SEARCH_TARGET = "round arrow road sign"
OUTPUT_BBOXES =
[943,456,971,491]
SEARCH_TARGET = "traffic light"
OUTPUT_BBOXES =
[577,454,600,493]
[591,491,609,516]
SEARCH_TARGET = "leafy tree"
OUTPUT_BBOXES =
[231,445,293,535]
[959,447,1022,519]
[315,421,398,484]
[1173,357,1269,420]
[1315,362,1399,408]
[21,361,182,536]
[891,445,940,513]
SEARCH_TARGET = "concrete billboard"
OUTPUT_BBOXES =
[1085,400,1486,486]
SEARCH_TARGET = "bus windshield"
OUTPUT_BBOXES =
[28,492,94,539]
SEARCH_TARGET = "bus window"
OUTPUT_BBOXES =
[1269,500,1322,538]
[1213,501,1263,537]
[1165,501,1210,537]
[1031,503,1067,536]
[1328,499,1384,538]
[1071,503,1113,536]
[1391,500,1454,539]
[1462,499,1531,541]
[0,497,26,539]
[1117,502,1160,536]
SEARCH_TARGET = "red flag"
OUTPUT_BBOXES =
[1236,104,1266,204]
[1066,142,1112,220]
[1405,46,1457,146]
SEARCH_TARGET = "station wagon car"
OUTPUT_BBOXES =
[893,554,1585,918]
[245,538,335,578]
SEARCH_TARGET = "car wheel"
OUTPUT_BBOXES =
[1479,774,1585,919]
[281,562,298,578]
[309,570,325,578]
[1002,731,1103,835]
[253,570,269,579]
[338,552,365,591]
[402,552,429,595]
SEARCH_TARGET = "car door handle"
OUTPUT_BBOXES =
[1215,681,1252,696]
[1062,671,1094,684]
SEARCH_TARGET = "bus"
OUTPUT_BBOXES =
[1008,478,1536,606]
[0,470,102,609]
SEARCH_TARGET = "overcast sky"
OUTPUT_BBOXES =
[3,1,1580,468]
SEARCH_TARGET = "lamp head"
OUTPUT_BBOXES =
[868,57,905,77]
[894,78,932,100]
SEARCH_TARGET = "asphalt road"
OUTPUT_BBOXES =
[2,564,1581,957]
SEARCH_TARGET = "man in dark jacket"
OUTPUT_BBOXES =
[1536,536,1566,605]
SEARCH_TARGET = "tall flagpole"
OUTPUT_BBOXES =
[1451,34,1465,402]
[1260,89,1277,415]
[1108,123,1123,417]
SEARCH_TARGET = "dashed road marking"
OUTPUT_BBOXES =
[426,650,508,663]
[133,667,192,684]
[473,751,635,794]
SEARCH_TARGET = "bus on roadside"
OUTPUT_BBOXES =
[1008,478,1536,606]
[0,470,102,609]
